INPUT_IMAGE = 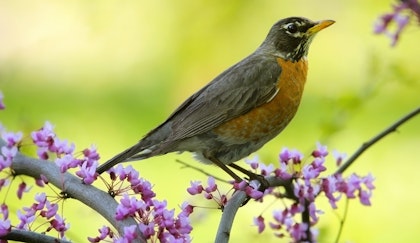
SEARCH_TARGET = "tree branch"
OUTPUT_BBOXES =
[301,200,312,242]
[1,229,72,243]
[335,106,420,175]
[215,188,247,243]
[215,176,294,242]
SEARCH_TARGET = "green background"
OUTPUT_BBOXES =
[1,0,419,242]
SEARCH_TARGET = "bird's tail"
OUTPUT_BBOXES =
[96,143,152,174]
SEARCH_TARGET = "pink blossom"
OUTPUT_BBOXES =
[0,204,8,219]
[55,154,80,173]
[122,225,138,241]
[180,202,194,217]
[186,181,203,195]
[83,145,100,161]
[88,225,112,242]
[0,153,12,172]
[17,182,30,199]
[204,176,217,193]
[34,193,47,210]
[1,146,17,161]
[245,156,260,170]
[115,194,145,220]
[16,209,35,229]
[0,219,10,237]
[290,223,308,241]
[1,131,23,147]
[76,160,98,184]
[49,214,69,238]
[253,215,265,233]
[139,222,155,238]
[31,121,55,148]
[40,201,58,219]
[312,142,328,158]
[50,138,75,155]
[332,149,347,166]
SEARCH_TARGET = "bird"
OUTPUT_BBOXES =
[97,17,335,182]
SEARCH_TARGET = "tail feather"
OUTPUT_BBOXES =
[97,122,172,174]
[96,143,153,174]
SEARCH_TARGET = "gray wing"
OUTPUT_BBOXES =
[165,54,282,141]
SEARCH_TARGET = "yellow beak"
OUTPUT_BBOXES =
[308,20,335,34]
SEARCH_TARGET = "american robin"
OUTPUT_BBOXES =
[97,17,334,181]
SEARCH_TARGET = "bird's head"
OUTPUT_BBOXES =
[261,17,335,62]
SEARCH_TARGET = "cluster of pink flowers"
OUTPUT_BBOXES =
[0,129,33,201]
[0,178,70,241]
[0,130,21,172]
[0,122,85,240]
[31,121,99,184]
[89,164,193,242]
[187,176,228,207]
[187,143,375,242]
[374,0,420,45]
[253,144,373,242]
[111,194,192,242]
[17,192,69,238]
[0,204,10,238]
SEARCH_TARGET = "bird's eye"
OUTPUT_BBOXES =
[285,23,298,34]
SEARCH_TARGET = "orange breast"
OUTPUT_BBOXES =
[213,58,308,143]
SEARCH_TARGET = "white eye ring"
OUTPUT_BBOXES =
[285,23,298,34]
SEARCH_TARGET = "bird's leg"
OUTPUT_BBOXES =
[228,163,270,190]
[207,156,258,207]
[205,155,272,206]
[206,155,243,182]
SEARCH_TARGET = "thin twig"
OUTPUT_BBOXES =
[334,198,349,243]
[175,159,231,184]
[335,106,420,175]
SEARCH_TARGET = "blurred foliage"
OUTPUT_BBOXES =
[0,0,419,242]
